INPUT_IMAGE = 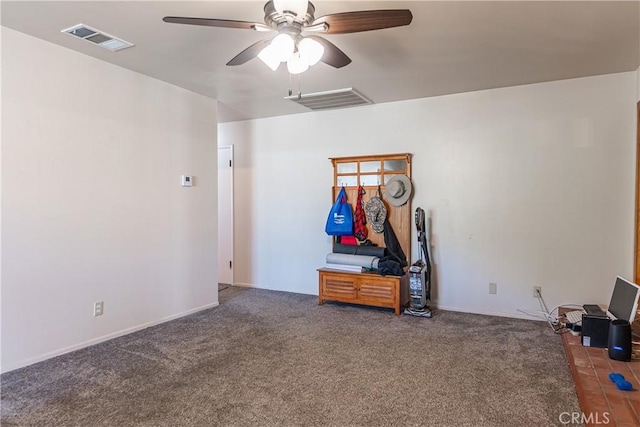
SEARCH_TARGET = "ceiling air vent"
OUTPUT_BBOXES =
[285,88,372,111]
[61,24,133,52]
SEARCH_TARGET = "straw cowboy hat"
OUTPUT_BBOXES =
[384,175,412,207]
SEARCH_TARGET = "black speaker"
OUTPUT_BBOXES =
[608,319,632,362]
[581,315,610,348]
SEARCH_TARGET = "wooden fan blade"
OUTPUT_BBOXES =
[227,38,273,66]
[311,10,412,34]
[307,36,351,68]
[163,16,268,31]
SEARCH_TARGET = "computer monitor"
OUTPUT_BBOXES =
[606,276,640,323]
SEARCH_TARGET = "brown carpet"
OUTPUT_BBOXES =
[1,286,580,426]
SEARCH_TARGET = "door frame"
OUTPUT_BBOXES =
[218,145,234,286]
[635,101,640,282]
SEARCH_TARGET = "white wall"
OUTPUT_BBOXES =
[1,28,219,372]
[219,71,637,319]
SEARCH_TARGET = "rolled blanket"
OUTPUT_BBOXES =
[326,253,380,269]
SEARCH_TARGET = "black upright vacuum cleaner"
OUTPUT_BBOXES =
[404,207,433,317]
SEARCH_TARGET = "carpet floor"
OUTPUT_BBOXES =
[1,286,580,426]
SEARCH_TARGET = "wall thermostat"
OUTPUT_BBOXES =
[181,175,193,187]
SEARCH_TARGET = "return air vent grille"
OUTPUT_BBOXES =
[285,88,372,111]
[61,24,133,51]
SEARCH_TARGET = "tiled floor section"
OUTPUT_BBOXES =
[562,332,640,426]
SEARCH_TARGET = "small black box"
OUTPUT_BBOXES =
[581,315,611,348]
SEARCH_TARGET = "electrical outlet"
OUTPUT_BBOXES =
[93,301,104,316]
[533,286,542,298]
[489,282,497,295]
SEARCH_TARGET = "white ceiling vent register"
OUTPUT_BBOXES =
[285,88,372,111]
[61,24,133,51]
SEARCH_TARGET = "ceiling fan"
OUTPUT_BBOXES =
[163,0,412,74]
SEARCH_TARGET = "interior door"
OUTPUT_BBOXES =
[218,146,234,286]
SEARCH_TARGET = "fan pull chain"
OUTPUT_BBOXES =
[287,73,303,99]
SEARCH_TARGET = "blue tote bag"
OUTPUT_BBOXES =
[325,187,354,236]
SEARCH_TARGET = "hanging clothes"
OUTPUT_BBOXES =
[383,218,407,268]
[354,185,368,242]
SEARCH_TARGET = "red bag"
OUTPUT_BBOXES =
[341,236,358,245]
[354,186,368,241]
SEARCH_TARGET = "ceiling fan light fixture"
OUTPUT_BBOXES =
[273,0,309,20]
[287,52,309,75]
[270,33,295,62]
[298,37,324,66]
[165,4,413,73]
[258,45,281,71]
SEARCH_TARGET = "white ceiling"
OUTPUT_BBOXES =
[2,1,639,122]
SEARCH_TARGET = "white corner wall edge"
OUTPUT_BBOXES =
[1,302,219,374]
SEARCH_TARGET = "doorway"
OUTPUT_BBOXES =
[218,146,234,286]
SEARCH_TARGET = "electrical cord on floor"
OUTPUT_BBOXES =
[517,308,557,323]
[218,285,230,291]
[553,325,571,335]
[539,295,571,334]
[545,302,586,335]
[516,308,568,333]
[517,299,584,335]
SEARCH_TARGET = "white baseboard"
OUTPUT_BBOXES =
[235,285,541,320]
[235,284,544,321]
[1,301,219,374]
[232,282,316,296]
[433,304,545,321]
[231,282,254,288]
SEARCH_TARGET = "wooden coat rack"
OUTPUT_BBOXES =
[329,153,412,255]
[318,153,413,315]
